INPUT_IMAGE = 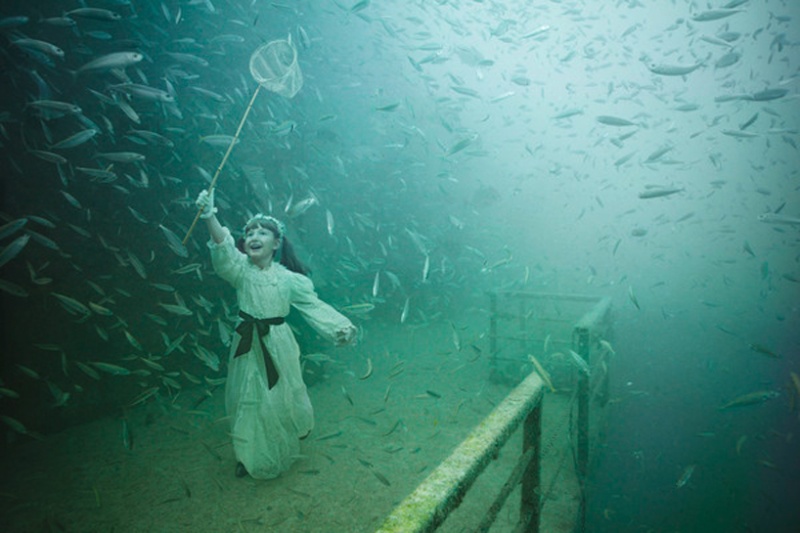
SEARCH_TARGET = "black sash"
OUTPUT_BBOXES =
[234,311,285,389]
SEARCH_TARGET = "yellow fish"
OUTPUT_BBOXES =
[676,464,695,488]
[735,435,747,456]
[528,354,556,392]
[790,372,800,398]
[718,390,779,410]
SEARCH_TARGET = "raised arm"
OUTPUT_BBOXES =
[196,189,227,244]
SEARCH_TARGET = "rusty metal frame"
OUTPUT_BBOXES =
[376,293,612,533]
[375,372,545,533]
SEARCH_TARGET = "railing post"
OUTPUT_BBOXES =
[519,297,527,356]
[375,373,544,533]
[573,326,590,533]
[520,401,542,532]
[570,296,611,533]
[489,292,498,372]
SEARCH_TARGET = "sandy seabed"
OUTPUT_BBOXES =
[0,320,583,532]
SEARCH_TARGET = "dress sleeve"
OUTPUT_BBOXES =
[289,273,354,344]
[208,228,246,287]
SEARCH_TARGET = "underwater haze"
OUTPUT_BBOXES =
[0,0,799,531]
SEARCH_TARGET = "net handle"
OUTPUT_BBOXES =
[182,85,262,245]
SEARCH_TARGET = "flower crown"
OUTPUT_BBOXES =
[244,214,286,243]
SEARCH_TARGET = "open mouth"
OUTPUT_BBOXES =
[249,242,263,251]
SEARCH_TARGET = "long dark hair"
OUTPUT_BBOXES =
[236,219,309,276]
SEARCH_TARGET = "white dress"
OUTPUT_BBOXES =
[209,230,354,479]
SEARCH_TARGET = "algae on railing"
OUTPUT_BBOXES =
[375,372,545,533]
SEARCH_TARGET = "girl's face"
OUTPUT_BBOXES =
[244,224,279,264]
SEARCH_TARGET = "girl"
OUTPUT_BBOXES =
[195,189,356,479]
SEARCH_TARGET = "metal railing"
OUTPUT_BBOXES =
[571,297,612,531]
[375,371,545,533]
[376,293,613,533]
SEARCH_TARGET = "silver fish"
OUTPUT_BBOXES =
[28,150,68,164]
[193,345,220,372]
[0,218,28,241]
[286,196,318,218]
[127,207,148,223]
[597,115,636,127]
[691,9,743,22]
[721,129,759,139]
[614,152,636,167]
[77,52,143,73]
[115,98,140,124]
[326,209,335,235]
[0,234,30,268]
[27,100,81,115]
[718,390,779,410]
[126,250,147,279]
[450,85,480,98]
[297,25,311,49]
[76,167,117,181]
[746,88,788,102]
[714,51,741,69]
[643,145,674,163]
[400,297,410,323]
[699,35,734,48]
[0,414,29,435]
[12,38,64,59]
[159,224,189,258]
[490,91,516,103]
[50,129,100,149]
[127,129,174,147]
[446,134,478,156]
[739,113,758,130]
[522,25,551,39]
[638,188,684,199]
[26,229,59,250]
[66,7,122,21]
[96,152,146,163]
[676,464,695,488]
[553,108,583,119]
[567,350,591,376]
[186,86,226,102]
[41,16,76,27]
[91,362,131,375]
[757,213,800,226]
[61,190,82,209]
[164,52,209,67]
[372,271,380,298]
[122,418,133,450]
[109,83,175,103]
[52,292,90,316]
[200,134,238,148]
[647,63,703,76]
[628,286,640,310]
[158,302,193,316]
[0,16,30,29]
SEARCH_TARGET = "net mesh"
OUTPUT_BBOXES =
[249,39,303,98]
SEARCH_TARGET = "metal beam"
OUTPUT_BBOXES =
[376,372,545,533]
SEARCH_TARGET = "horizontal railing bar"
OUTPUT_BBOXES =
[488,291,603,303]
[488,334,572,344]
[491,314,574,323]
[375,372,545,533]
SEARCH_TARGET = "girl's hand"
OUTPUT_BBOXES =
[335,325,357,346]
[196,189,217,219]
